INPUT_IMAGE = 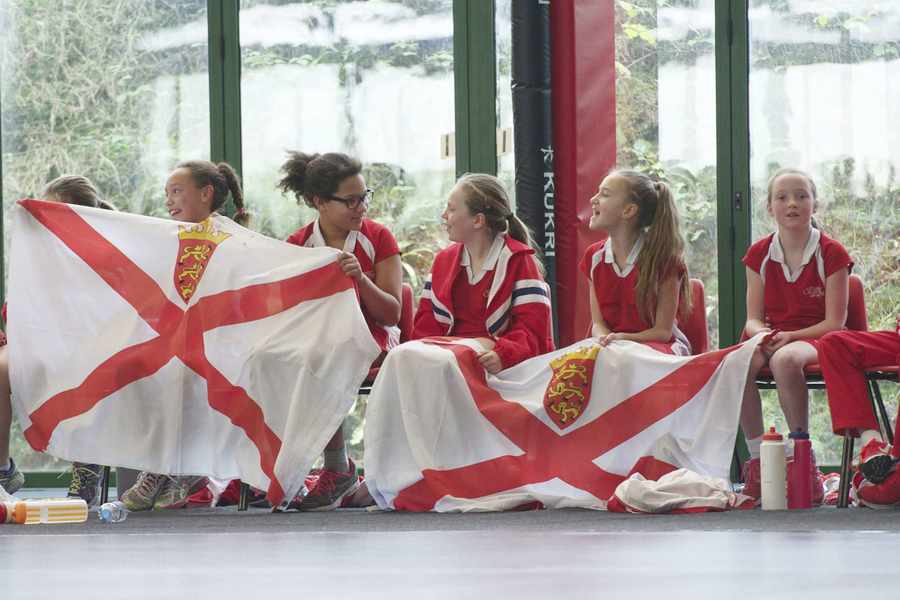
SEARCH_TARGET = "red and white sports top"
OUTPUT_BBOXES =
[286,218,400,350]
[580,235,690,352]
[742,229,852,332]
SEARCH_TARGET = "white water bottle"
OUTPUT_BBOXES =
[98,501,129,523]
[760,427,787,510]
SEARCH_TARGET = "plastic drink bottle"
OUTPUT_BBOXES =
[788,429,813,509]
[760,426,787,510]
[0,498,88,524]
[98,501,129,523]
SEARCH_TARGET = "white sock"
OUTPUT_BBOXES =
[323,446,350,473]
[747,435,762,459]
[860,429,884,447]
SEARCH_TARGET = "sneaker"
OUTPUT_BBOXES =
[858,468,900,509]
[298,459,360,512]
[0,457,24,495]
[186,485,215,508]
[859,438,897,484]
[120,471,167,511]
[281,468,325,510]
[740,457,761,501]
[154,476,202,510]
[787,450,825,506]
[67,462,103,507]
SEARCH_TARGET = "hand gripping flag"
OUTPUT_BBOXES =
[7,200,380,506]
[364,335,762,511]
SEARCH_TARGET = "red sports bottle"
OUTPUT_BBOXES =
[788,429,813,509]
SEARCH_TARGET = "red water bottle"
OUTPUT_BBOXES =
[788,429,812,509]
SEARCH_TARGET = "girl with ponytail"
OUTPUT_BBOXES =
[412,173,554,372]
[164,160,250,226]
[119,160,249,513]
[580,169,693,355]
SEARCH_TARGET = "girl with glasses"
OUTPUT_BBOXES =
[279,151,402,511]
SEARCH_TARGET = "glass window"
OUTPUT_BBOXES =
[749,1,900,463]
[239,0,456,284]
[239,0,456,466]
[615,0,719,348]
[495,0,514,204]
[0,0,211,470]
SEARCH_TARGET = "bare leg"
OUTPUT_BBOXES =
[769,341,818,433]
[739,347,768,440]
[325,427,344,451]
[0,347,11,466]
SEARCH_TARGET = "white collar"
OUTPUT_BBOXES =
[770,228,820,277]
[306,219,358,253]
[461,235,506,285]
[603,233,645,277]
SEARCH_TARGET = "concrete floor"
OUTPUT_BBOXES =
[3,490,900,599]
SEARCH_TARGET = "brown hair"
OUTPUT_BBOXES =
[176,160,249,226]
[615,170,692,322]
[42,175,103,208]
[455,173,544,273]
[766,167,817,205]
[278,151,362,208]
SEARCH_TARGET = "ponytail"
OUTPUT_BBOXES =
[176,160,249,226]
[456,173,545,275]
[217,163,249,226]
[278,151,361,208]
[616,171,692,322]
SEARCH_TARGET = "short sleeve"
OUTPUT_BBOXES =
[822,237,853,278]
[660,259,687,282]
[580,242,603,280]
[742,237,770,273]
[373,223,400,262]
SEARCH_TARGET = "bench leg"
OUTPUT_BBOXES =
[99,466,111,505]
[238,482,249,511]
[838,434,854,509]
[869,379,894,445]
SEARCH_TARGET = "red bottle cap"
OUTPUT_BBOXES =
[762,426,782,441]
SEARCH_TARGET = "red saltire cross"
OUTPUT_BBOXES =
[20,200,354,506]
[393,339,740,511]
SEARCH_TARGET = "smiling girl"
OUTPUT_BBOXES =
[119,160,248,512]
[279,151,402,511]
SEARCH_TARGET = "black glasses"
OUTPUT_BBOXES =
[325,188,373,210]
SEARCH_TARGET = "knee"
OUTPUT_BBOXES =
[769,349,807,376]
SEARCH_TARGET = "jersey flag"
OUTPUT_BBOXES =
[8,200,380,506]
[365,335,762,512]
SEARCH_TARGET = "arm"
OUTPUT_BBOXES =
[490,261,553,370]
[589,286,611,338]
[347,253,402,326]
[767,267,849,351]
[601,274,681,345]
[411,275,446,339]
[744,267,769,338]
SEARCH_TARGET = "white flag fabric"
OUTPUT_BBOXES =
[365,335,763,512]
[608,469,755,514]
[8,200,380,506]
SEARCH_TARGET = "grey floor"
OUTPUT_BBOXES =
[3,489,900,599]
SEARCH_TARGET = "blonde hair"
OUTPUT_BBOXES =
[614,170,692,322]
[455,173,544,274]
[42,175,103,208]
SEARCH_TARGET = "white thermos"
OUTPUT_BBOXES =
[760,426,787,510]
